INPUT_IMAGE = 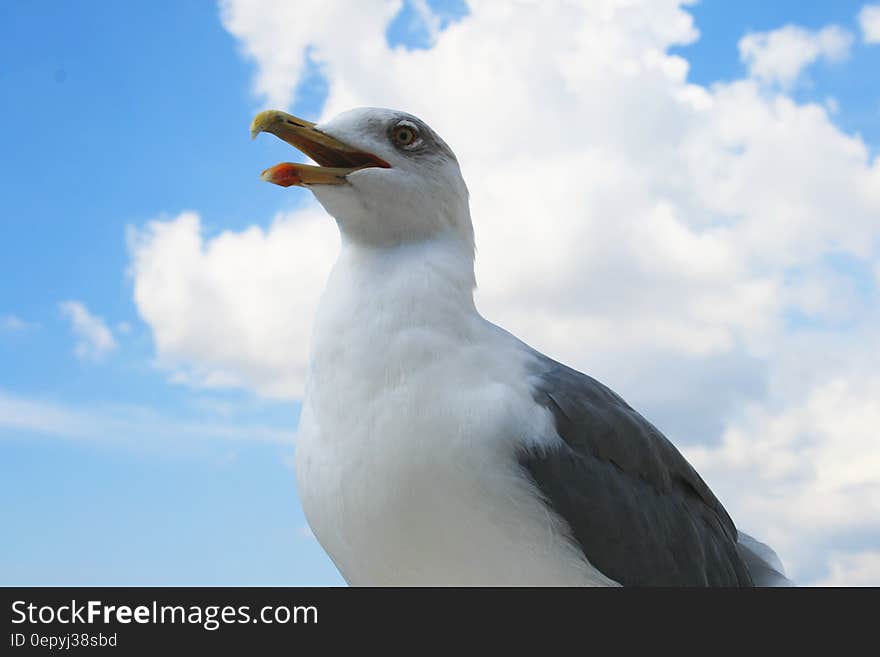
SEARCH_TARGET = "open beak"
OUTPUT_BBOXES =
[250,110,389,187]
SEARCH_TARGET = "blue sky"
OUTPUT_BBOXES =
[1,1,878,585]
[673,0,880,149]
[1,0,339,585]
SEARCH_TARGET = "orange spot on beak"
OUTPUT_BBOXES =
[260,163,302,187]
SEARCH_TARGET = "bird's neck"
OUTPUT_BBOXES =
[309,236,481,376]
[326,234,477,324]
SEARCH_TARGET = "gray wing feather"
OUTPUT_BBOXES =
[737,532,793,586]
[521,356,753,586]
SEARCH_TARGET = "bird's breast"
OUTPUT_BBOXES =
[295,307,610,585]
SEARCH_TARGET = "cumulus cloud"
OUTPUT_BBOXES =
[818,550,880,586]
[218,0,399,108]
[859,4,880,44]
[739,24,853,87]
[59,301,117,361]
[128,210,338,397]
[686,361,880,580]
[130,1,880,583]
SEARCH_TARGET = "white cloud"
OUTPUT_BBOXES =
[218,0,399,108]
[128,210,338,397]
[817,550,880,586]
[686,363,880,582]
[59,301,117,361]
[859,4,880,44]
[0,388,295,445]
[739,24,853,87]
[1,314,35,332]
[130,1,880,583]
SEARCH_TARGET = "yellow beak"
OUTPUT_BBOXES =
[250,110,389,187]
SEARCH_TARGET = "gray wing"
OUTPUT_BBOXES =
[521,356,753,586]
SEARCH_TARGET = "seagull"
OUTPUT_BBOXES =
[251,107,792,586]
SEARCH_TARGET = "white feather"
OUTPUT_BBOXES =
[296,235,615,586]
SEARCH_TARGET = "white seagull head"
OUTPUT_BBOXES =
[251,107,472,249]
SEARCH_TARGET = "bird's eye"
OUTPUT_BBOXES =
[392,124,419,148]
